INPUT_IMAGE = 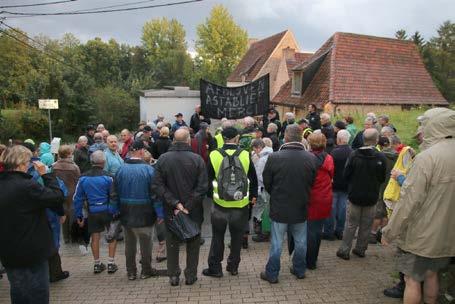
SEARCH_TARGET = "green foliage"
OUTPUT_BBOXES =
[90,86,138,132]
[0,105,48,142]
[142,18,192,87]
[196,5,248,85]
[395,29,408,40]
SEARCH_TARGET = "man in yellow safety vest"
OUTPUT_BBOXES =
[202,127,257,278]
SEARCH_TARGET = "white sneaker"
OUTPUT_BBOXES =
[79,245,88,256]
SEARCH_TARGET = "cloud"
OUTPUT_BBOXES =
[3,0,453,53]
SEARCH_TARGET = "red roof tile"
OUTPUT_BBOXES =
[227,30,288,83]
[273,32,448,108]
[286,52,313,76]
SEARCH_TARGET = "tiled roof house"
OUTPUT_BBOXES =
[226,30,313,99]
[272,32,448,115]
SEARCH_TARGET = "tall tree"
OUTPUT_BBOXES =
[141,17,192,87]
[195,5,248,85]
[426,21,455,102]
[395,29,408,40]
[411,31,425,52]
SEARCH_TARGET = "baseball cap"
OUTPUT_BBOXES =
[175,113,183,117]
[130,140,145,151]
[143,125,152,132]
[222,127,239,140]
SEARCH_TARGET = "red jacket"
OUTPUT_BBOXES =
[308,151,334,220]
[121,137,133,159]
[191,137,209,163]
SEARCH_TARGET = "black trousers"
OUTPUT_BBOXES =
[166,228,201,279]
[48,251,63,280]
[306,219,324,268]
[208,205,249,272]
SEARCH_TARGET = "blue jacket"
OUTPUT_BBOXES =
[171,120,188,133]
[39,142,54,167]
[73,167,117,218]
[115,159,163,228]
[104,149,124,175]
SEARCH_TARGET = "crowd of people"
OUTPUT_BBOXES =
[0,104,454,304]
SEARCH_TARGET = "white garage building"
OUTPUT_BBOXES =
[139,86,200,125]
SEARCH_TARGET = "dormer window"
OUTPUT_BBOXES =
[292,71,303,96]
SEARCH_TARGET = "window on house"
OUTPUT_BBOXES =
[292,72,303,96]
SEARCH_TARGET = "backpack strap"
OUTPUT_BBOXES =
[216,148,229,158]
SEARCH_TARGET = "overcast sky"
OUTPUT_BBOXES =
[2,0,454,52]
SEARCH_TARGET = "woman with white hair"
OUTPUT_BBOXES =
[0,145,65,304]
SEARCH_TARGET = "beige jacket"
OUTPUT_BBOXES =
[383,108,455,258]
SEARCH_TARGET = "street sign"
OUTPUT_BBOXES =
[38,99,59,110]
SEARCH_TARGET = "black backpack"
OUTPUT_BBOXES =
[216,148,248,201]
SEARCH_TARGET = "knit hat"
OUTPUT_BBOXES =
[222,127,239,140]
[334,120,346,129]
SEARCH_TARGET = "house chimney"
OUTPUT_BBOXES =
[283,47,296,61]
[248,38,259,49]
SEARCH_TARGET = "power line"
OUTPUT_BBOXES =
[72,0,157,13]
[0,0,77,9]
[0,0,203,16]
[0,26,83,73]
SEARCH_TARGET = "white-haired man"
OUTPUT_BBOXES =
[74,136,91,173]
[104,135,124,175]
[323,130,352,240]
[279,112,296,140]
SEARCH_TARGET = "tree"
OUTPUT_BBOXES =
[141,17,192,87]
[411,31,425,52]
[0,28,34,105]
[196,5,248,85]
[395,29,408,40]
[426,21,455,102]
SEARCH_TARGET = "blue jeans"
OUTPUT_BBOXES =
[6,261,49,304]
[265,221,307,280]
[323,191,348,237]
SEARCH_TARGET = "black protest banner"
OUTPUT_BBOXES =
[200,74,270,119]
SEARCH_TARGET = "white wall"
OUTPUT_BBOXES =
[140,96,200,125]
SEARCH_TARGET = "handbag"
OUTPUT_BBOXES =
[105,219,122,243]
[168,212,200,241]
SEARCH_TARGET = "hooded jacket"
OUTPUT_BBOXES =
[383,108,455,258]
[308,151,334,220]
[39,142,54,167]
[254,146,274,191]
[344,147,387,206]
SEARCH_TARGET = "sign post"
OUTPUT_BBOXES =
[38,99,59,143]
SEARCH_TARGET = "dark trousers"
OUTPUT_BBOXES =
[124,226,153,275]
[166,228,201,279]
[208,205,249,272]
[48,251,63,281]
[6,261,49,304]
[306,219,324,269]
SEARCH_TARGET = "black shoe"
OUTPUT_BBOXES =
[226,265,238,276]
[290,267,305,279]
[376,230,383,244]
[252,233,269,243]
[322,234,336,241]
[200,238,205,246]
[335,232,343,240]
[260,272,278,284]
[306,264,317,270]
[128,273,137,281]
[50,271,70,283]
[242,236,249,249]
[140,268,158,279]
[156,256,167,263]
[170,276,180,286]
[383,285,404,298]
[336,250,350,260]
[107,263,118,274]
[368,233,378,244]
[185,277,197,285]
[94,263,106,274]
[352,249,366,258]
[202,268,223,278]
